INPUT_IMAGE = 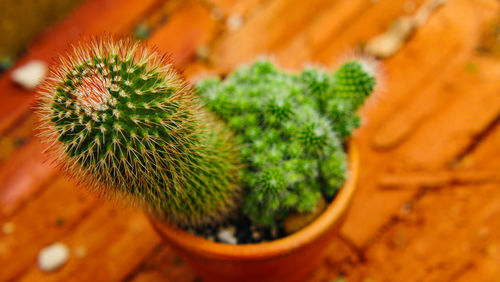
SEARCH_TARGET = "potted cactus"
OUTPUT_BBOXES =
[36,36,376,282]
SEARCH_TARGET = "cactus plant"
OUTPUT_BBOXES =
[197,59,376,226]
[36,36,240,226]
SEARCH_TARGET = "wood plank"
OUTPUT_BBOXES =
[276,0,427,68]
[0,112,33,164]
[349,183,500,281]
[204,0,265,16]
[127,245,196,282]
[0,111,56,217]
[18,205,160,282]
[337,0,500,247]
[0,177,99,281]
[149,1,217,65]
[306,236,361,281]
[349,122,500,280]
[3,0,500,280]
[208,0,349,72]
[0,140,56,217]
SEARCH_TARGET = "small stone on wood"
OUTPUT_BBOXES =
[38,242,70,272]
[11,60,48,90]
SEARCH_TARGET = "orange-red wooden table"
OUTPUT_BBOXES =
[1,0,500,281]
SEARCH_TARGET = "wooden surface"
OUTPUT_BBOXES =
[1,0,500,281]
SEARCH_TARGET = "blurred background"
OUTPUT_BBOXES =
[1,0,500,281]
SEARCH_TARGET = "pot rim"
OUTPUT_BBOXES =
[150,140,359,260]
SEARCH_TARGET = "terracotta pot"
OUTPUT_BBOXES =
[149,143,359,282]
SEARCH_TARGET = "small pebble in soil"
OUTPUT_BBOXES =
[11,60,48,90]
[2,222,15,234]
[217,226,238,245]
[189,215,288,244]
[38,242,70,272]
[188,194,336,244]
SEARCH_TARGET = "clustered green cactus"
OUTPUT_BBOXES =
[196,59,376,225]
[36,37,240,226]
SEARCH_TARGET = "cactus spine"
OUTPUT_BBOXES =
[36,36,240,226]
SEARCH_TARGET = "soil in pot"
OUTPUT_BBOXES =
[183,190,337,245]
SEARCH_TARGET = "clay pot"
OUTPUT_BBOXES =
[149,143,359,282]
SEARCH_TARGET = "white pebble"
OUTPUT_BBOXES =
[11,60,48,90]
[364,32,404,59]
[38,242,70,272]
[364,16,416,59]
[217,227,237,245]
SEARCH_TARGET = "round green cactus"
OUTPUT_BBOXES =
[36,36,240,226]
[197,59,376,226]
[197,61,339,225]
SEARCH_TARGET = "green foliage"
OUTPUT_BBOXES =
[37,38,240,227]
[197,59,376,225]
[333,61,376,110]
